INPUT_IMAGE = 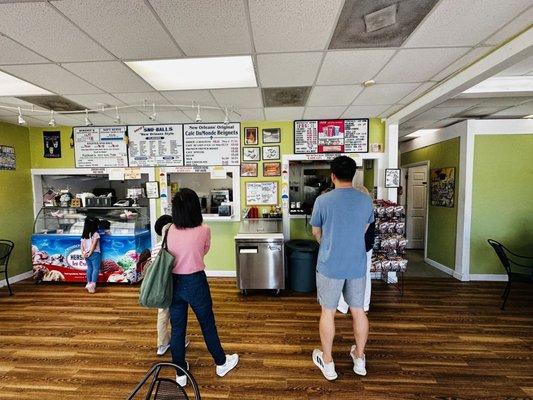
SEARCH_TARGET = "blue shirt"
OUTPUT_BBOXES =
[310,188,374,279]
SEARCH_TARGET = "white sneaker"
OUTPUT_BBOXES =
[312,349,337,381]
[157,343,170,356]
[216,354,239,377]
[175,361,189,387]
[350,345,367,376]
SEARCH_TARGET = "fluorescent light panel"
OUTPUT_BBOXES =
[463,76,533,94]
[126,56,257,91]
[0,70,52,96]
[404,129,438,138]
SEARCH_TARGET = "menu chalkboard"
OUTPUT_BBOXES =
[183,123,240,166]
[294,119,368,154]
[128,124,183,167]
[74,126,128,168]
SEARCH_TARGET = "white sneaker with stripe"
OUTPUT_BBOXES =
[312,349,338,381]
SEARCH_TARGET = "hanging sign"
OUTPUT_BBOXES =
[73,126,128,168]
[183,123,240,166]
[127,124,184,167]
[43,131,61,158]
[294,119,368,154]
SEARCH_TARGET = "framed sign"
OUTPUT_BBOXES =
[385,168,400,188]
[244,127,258,145]
[73,126,128,168]
[263,162,281,177]
[262,145,280,160]
[183,123,240,166]
[430,167,455,208]
[0,145,15,170]
[128,124,184,167]
[246,181,278,205]
[243,147,260,161]
[43,131,61,158]
[145,181,160,199]
[262,128,280,143]
[294,119,369,154]
[240,163,258,177]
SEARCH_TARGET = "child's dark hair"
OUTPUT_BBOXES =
[172,188,203,229]
[82,217,99,239]
[331,156,356,182]
[154,214,173,236]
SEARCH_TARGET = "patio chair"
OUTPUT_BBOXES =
[0,240,14,295]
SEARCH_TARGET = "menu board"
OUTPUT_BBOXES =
[128,124,183,167]
[294,119,368,154]
[74,126,128,168]
[246,182,278,205]
[183,123,240,166]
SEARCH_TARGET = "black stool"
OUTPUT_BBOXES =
[0,240,14,295]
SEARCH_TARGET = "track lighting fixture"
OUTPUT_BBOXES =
[195,104,202,123]
[224,107,229,125]
[84,109,93,126]
[149,103,157,121]
[48,110,56,127]
[17,107,26,125]
[114,106,121,124]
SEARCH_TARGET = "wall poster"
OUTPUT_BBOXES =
[128,124,184,167]
[294,119,368,154]
[43,131,61,158]
[73,126,128,168]
[246,181,278,205]
[430,167,455,208]
[183,123,240,166]
[0,145,15,170]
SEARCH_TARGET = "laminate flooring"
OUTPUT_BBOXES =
[0,278,532,399]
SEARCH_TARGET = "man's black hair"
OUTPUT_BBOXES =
[154,214,173,236]
[172,188,203,229]
[330,155,357,182]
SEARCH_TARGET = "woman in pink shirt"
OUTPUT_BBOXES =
[167,188,238,387]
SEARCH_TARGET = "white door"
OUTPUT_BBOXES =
[406,165,427,249]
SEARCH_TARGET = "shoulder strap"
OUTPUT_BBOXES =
[161,225,171,250]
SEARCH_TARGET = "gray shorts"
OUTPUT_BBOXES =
[316,272,366,310]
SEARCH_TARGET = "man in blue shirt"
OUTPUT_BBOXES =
[310,156,374,380]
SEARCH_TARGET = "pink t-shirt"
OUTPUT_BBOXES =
[166,224,211,275]
[81,232,100,255]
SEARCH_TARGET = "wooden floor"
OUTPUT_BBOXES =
[0,278,532,400]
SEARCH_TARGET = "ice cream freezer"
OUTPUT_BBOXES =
[235,219,285,295]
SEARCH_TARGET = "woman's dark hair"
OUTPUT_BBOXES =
[82,217,99,239]
[331,155,356,182]
[154,214,173,236]
[172,188,203,229]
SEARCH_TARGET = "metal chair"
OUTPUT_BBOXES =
[487,239,533,310]
[127,362,201,400]
[0,240,14,295]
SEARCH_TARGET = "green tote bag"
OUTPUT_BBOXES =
[139,229,175,309]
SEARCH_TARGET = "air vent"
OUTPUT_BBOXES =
[262,87,311,107]
[365,4,397,33]
[16,95,86,112]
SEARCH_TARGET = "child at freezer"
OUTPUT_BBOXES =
[80,217,101,294]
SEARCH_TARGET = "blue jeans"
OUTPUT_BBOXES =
[85,252,102,283]
[169,271,226,373]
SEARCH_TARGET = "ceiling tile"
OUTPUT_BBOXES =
[379,104,405,118]
[432,118,465,128]
[63,94,126,110]
[149,0,251,56]
[257,52,323,87]
[264,107,304,121]
[237,108,265,121]
[183,108,225,123]
[342,105,392,118]
[304,106,347,119]
[479,97,532,107]
[62,61,154,93]
[317,49,395,85]
[52,0,180,60]
[307,85,363,107]
[483,5,533,46]
[353,83,420,105]
[397,82,437,104]
[376,47,469,83]
[0,36,49,65]
[432,47,493,81]
[404,0,532,47]
[1,64,102,94]
[497,55,533,76]
[150,110,192,123]
[459,106,505,117]
[102,111,154,125]
[490,100,533,117]
[211,88,263,108]
[0,1,112,62]
[0,96,48,111]
[161,90,219,107]
[436,98,484,108]
[111,92,171,108]
[249,0,344,52]
[408,106,468,122]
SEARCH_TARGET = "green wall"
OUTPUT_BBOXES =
[0,122,34,278]
[470,134,533,274]
[400,137,460,269]
[29,126,74,168]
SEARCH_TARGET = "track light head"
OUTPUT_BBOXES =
[48,110,56,127]
[17,107,26,125]
[84,109,93,126]
[114,106,121,124]
[149,103,157,121]
[223,107,229,125]
[195,104,202,123]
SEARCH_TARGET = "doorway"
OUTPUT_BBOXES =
[405,164,428,250]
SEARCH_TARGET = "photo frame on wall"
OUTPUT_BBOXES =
[242,147,260,161]
[262,128,281,143]
[145,181,160,199]
[430,167,455,208]
[263,162,281,177]
[262,145,280,160]
[240,163,258,177]
[244,127,258,145]
[385,168,400,188]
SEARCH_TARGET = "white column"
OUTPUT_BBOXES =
[385,121,399,202]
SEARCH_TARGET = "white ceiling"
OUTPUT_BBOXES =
[0,0,531,127]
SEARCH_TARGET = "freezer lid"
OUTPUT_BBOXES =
[234,233,285,240]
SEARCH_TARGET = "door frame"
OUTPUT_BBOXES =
[402,161,430,258]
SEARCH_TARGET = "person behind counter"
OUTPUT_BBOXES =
[167,188,239,386]
[80,217,101,294]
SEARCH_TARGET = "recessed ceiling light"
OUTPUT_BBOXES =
[0,70,52,96]
[463,76,533,94]
[404,129,438,138]
[125,56,257,91]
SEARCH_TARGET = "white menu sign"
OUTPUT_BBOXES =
[74,126,128,168]
[294,120,318,154]
[183,123,240,166]
[246,182,278,205]
[128,124,184,166]
[344,119,369,153]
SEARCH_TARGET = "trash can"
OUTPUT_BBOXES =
[285,240,319,292]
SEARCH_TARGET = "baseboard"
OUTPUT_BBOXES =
[424,258,456,277]
[205,270,236,278]
[0,270,33,288]
[469,274,508,282]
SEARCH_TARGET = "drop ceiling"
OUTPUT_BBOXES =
[0,0,531,127]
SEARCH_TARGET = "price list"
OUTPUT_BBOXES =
[294,120,318,154]
[183,123,240,166]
